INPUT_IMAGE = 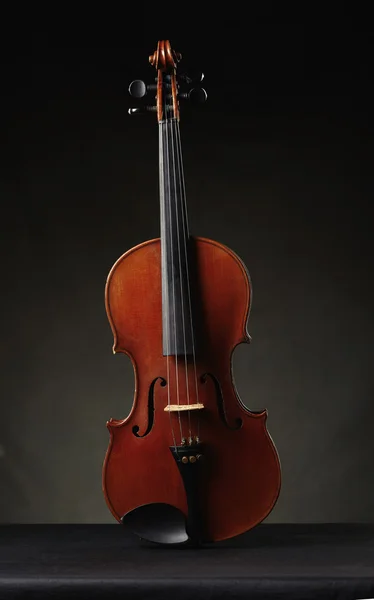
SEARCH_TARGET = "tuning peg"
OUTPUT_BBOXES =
[128,106,157,115]
[179,87,208,104]
[128,105,175,116]
[128,80,157,98]
[178,71,204,85]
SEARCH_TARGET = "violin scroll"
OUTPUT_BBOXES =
[128,40,207,121]
[149,40,181,72]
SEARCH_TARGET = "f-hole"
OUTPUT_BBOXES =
[132,377,167,438]
[201,373,242,430]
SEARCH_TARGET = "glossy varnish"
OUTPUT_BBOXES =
[103,236,281,542]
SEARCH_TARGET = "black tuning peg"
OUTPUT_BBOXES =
[128,106,157,115]
[178,71,204,84]
[129,105,176,116]
[128,80,157,98]
[179,87,208,104]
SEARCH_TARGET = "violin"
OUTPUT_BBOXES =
[102,40,281,545]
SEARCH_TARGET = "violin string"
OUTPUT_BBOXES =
[164,113,183,443]
[170,115,192,443]
[174,118,200,441]
[160,120,177,451]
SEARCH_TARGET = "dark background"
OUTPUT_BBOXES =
[1,7,373,524]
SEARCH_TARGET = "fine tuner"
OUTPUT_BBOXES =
[128,67,207,116]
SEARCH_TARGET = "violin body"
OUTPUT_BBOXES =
[102,40,281,545]
[103,237,280,542]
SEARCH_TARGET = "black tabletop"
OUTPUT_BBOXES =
[0,523,373,599]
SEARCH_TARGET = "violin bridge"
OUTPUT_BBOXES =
[164,403,204,412]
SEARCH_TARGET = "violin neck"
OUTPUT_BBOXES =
[159,118,194,357]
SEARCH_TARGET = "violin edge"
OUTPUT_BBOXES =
[105,235,252,353]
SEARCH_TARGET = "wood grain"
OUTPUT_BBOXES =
[102,236,281,542]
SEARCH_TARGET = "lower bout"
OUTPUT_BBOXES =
[102,421,281,543]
